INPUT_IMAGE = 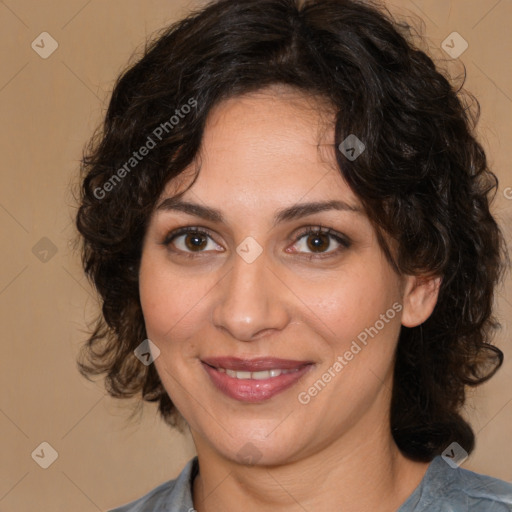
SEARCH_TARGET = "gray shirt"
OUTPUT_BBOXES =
[109,455,512,511]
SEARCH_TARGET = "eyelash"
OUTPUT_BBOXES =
[291,226,351,259]
[162,225,351,260]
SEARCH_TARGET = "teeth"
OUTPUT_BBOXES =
[216,368,299,379]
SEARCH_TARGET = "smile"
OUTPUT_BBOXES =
[201,357,314,402]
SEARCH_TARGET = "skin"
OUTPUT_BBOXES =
[139,84,442,512]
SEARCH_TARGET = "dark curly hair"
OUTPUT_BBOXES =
[75,0,508,462]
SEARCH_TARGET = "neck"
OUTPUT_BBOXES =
[191,422,430,512]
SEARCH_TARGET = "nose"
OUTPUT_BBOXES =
[211,249,291,342]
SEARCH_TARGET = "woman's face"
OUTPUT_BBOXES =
[139,86,434,465]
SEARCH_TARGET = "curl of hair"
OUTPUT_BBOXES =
[75,0,507,459]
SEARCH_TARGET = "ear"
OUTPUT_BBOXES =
[400,275,442,328]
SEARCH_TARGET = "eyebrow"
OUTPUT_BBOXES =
[156,197,363,226]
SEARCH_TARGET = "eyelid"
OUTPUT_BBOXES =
[291,225,350,244]
[162,227,226,260]
[288,225,351,256]
[162,225,219,247]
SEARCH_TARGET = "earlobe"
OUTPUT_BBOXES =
[401,275,442,328]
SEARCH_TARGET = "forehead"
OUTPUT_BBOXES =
[162,86,362,211]
[204,85,335,163]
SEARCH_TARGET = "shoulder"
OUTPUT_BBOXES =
[455,461,512,511]
[108,456,198,512]
[400,456,512,511]
[108,479,177,512]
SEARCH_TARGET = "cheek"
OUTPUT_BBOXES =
[138,253,210,349]
[296,275,402,413]
[293,262,401,347]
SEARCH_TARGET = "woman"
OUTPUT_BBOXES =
[75,0,512,510]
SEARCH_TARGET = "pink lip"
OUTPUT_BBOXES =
[201,358,314,402]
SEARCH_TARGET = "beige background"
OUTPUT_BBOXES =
[0,0,511,510]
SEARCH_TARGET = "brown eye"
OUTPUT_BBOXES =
[289,227,351,258]
[163,227,224,254]
[184,232,208,251]
[306,232,331,252]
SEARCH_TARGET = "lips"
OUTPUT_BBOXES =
[201,357,314,402]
